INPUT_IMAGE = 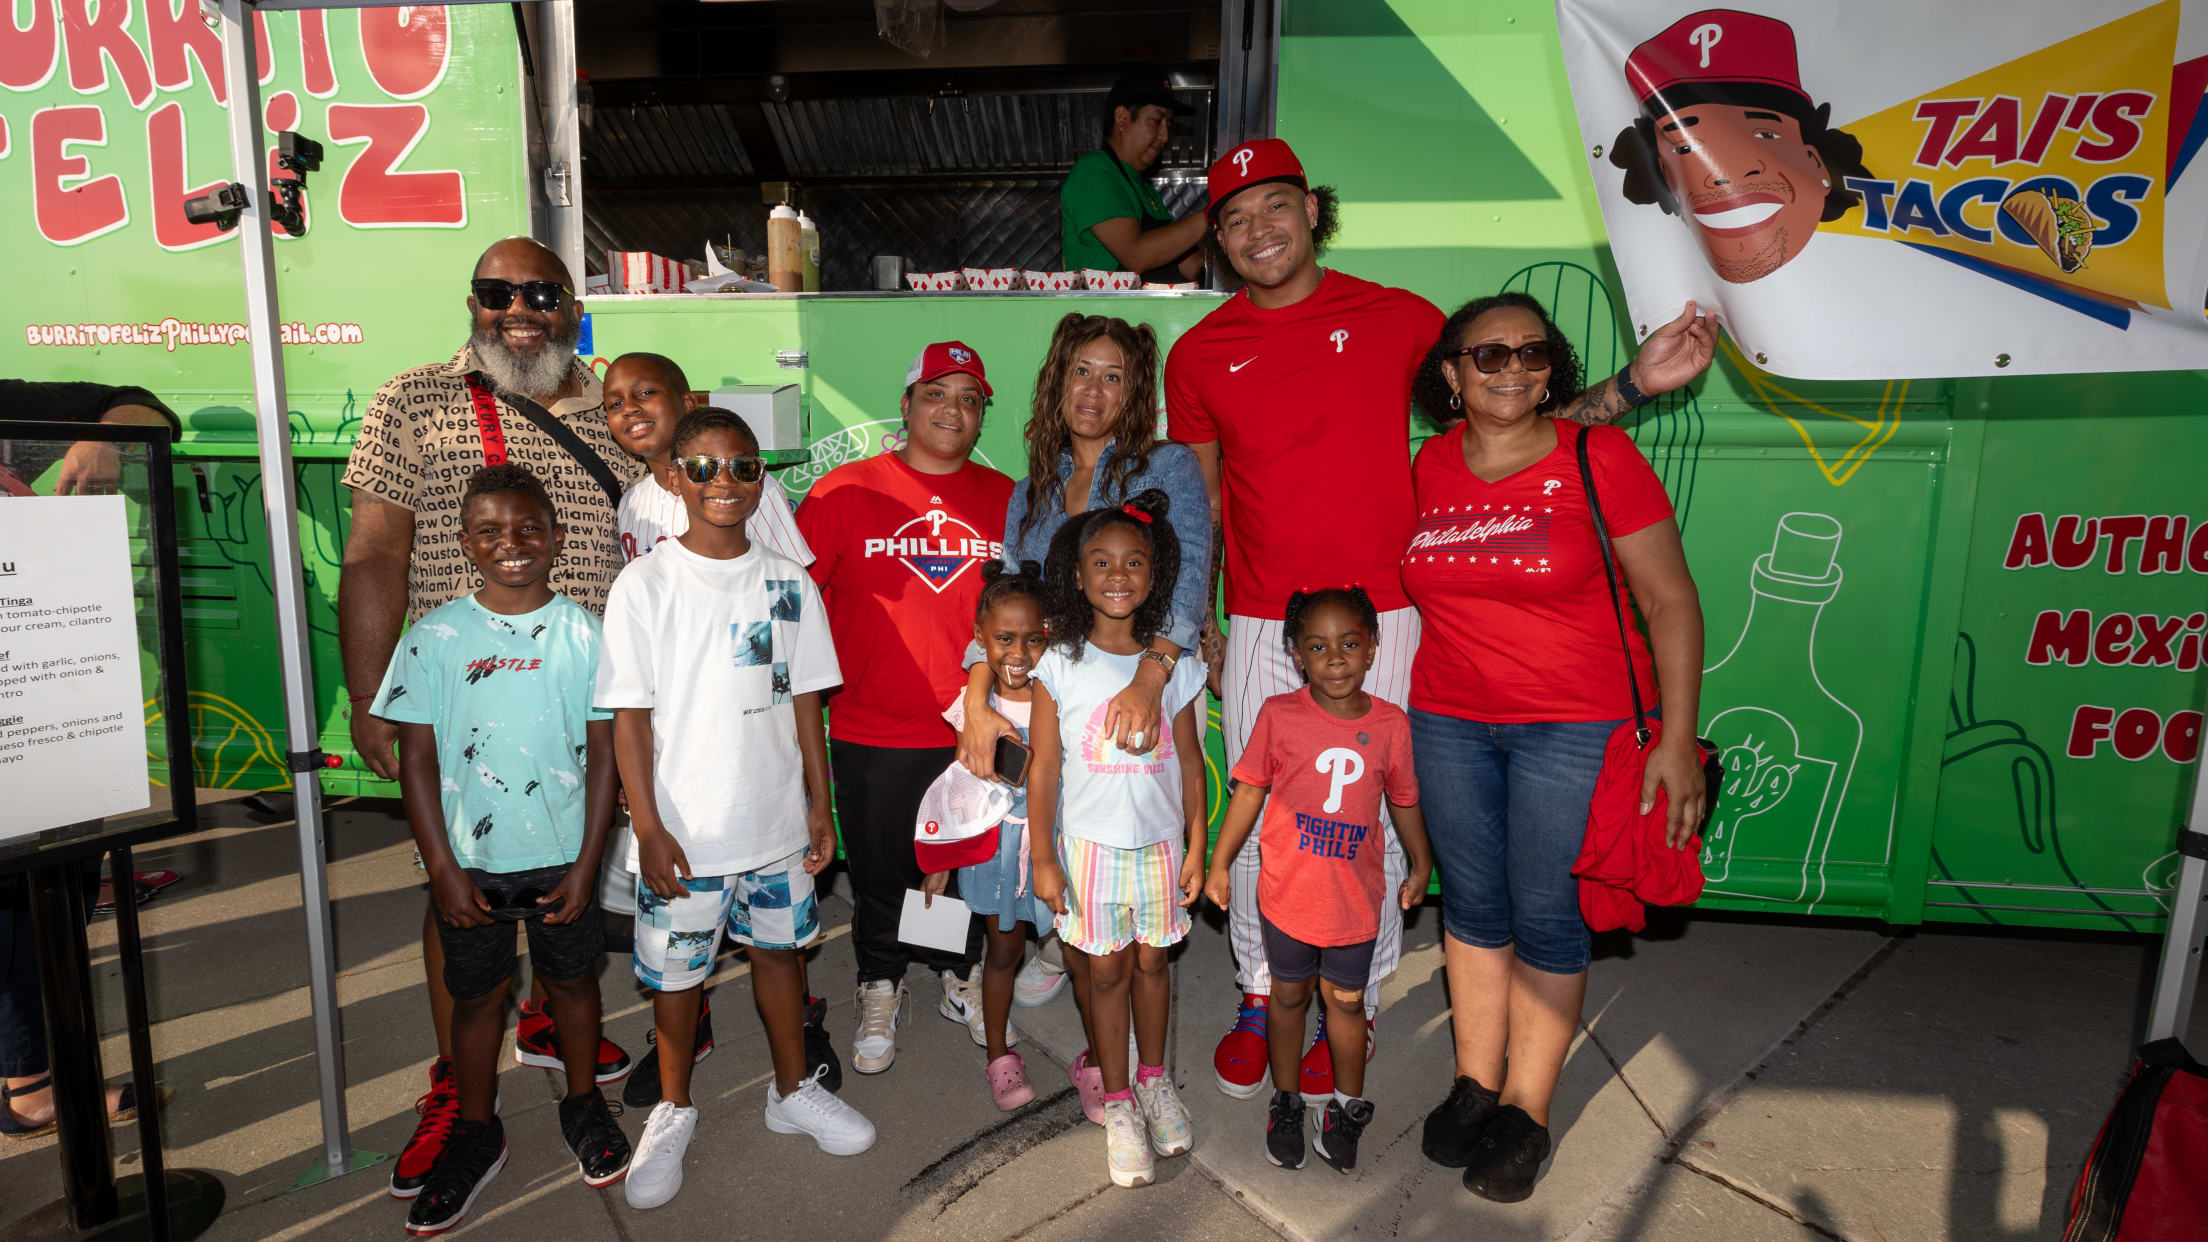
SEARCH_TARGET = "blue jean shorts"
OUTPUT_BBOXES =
[1409,709,1624,975]
[632,847,818,991]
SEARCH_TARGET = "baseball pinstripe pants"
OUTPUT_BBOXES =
[1220,606,1422,1016]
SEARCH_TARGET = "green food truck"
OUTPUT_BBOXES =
[2,0,2200,942]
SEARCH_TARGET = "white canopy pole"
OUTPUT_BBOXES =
[214,0,365,1185]
[2145,683,2207,1046]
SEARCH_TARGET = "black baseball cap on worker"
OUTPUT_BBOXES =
[1206,138,1308,220]
[1105,64,1195,120]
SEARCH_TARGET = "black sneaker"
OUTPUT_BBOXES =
[1264,1089,1306,1169]
[403,1117,507,1237]
[623,996,715,1109]
[1461,1104,1551,1203]
[803,994,843,1094]
[557,1089,632,1188]
[1312,1096,1373,1174]
[1421,1074,1500,1168]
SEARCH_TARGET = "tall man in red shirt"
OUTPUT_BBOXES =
[796,342,1012,1077]
[1168,139,1660,1098]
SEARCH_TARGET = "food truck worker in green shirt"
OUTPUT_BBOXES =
[1059,66,1207,282]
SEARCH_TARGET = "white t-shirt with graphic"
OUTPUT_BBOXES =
[594,538,841,876]
[618,472,813,567]
[1032,643,1207,850]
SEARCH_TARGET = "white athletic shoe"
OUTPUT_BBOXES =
[1102,1098,1156,1188]
[1132,1074,1194,1157]
[1013,942,1068,1008]
[623,1101,696,1210]
[940,969,1017,1048]
[852,979,906,1074]
[765,1065,877,1155]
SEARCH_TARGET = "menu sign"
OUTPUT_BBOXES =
[0,497,150,836]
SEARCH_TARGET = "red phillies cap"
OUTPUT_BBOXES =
[1624,9,1808,106]
[1207,138,1307,219]
[907,340,992,398]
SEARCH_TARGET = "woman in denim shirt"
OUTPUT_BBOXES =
[953,314,1211,1070]
[959,313,1211,772]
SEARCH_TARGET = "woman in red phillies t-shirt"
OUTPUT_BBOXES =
[1401,292,1713,1203]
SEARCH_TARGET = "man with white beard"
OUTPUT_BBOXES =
[339,237,641,1199]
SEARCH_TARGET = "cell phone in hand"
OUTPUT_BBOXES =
[993,734,1030,785]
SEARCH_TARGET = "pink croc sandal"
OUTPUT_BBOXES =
[1068,1048,1106,1124]
[985,1052,1036,1112]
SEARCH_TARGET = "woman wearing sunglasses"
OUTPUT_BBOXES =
[1399,292,1715,1203]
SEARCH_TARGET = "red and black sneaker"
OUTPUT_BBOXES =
[622,993,714,1109]
[389,1058,459,1200]
[514,999,633,1084]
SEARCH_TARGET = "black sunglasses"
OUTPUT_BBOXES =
[471,278,570,312]
[677,454,767,486]
[1453,341,1553,374]
[477,883,565,922]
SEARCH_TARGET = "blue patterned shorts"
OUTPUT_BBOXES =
[631,847,818,991]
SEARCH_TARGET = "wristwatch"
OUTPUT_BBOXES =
[1614,363,1652,410]
[1138,649,1178,676]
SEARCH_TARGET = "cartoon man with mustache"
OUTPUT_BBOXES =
[1608,10,1874,284]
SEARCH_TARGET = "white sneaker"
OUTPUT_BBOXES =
[1102,1098,1155,1188]
[623,1101,696,1210]
[940,969,1017,1048]
[1132,1074,1194,1157]
[1013,948,1068,1008]
[765,1065,877,1156]
[852,979,905,1074]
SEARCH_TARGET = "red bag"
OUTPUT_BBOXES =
[1574,718,1710,932]
[1569,429,1718,932]
[2064,1039,2208,1241]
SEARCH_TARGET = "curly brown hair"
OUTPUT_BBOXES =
[1411,293,1586,429]
[1017,314,1164,546]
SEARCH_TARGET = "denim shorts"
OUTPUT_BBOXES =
[1409,709,1624,975]
[436,863,606,1001]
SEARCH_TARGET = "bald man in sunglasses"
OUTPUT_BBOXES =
[338,236,642,1199]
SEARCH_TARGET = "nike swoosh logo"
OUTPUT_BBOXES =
[1229,357,1258,372]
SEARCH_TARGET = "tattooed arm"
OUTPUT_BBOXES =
[1558,300,1720,426]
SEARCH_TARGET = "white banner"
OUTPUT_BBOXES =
[1556,0,2208,378]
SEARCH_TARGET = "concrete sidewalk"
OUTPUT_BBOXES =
[2,794,2199,1240]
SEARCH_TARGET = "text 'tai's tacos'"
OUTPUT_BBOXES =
[2002,188,2093,274]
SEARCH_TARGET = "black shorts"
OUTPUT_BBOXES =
[434,863,605,1001]
[1259,910,1375,993]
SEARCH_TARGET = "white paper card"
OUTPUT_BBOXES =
[897,888,972,954]
[0,496,151,836]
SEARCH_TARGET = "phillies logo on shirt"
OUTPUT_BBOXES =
[863,508,1005,593]
[1329,329,1348,353]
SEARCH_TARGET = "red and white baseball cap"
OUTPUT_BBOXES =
[907,340,993,397]
[913,763,1013,873]
[1624,10,1809,107]
[1206,137,1308,219]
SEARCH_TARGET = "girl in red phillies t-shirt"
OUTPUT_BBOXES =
[1204,587,1434,1175]
[1399,292,1714,1203]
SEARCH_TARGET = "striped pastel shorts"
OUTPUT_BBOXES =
[1055,835,1190,956]
[632,846,818,991]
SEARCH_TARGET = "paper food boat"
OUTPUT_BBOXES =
[960,267,1021,291]
[1079,269,1142,290]
[1021,270,1080,292]
[905,271,968,291]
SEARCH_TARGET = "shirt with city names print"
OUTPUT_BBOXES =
[341,346,643,622]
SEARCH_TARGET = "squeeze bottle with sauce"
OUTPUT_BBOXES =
[797,210,820,291]
[767,203,803,292]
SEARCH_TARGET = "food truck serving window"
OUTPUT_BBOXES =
[562,0,1270,293]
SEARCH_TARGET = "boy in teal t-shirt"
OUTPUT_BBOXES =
[371,465,629,1236]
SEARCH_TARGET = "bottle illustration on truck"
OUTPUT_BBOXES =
[1699,512,1864,907]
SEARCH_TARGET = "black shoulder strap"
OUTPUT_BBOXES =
[491,383,624,510]
[1577,426,1650,748]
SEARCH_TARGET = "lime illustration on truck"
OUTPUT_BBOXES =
[3,2,2197,938]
